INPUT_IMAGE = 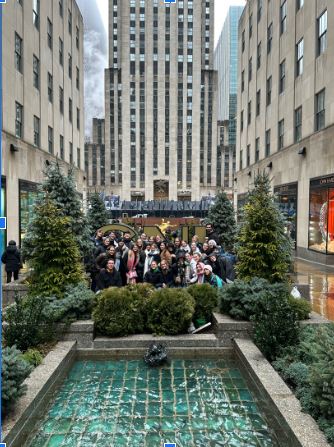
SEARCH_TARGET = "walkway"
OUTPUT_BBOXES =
[292,258,334,321]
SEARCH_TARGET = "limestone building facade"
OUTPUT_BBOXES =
[236,0,334,264]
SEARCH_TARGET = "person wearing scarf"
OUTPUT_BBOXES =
[143,260,164,289]
[125,247,139,284]
[195,262,205,284]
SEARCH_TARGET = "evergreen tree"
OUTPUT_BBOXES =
[87,192,109,232]
[236,172,292,283]
[42,162,93,256]
[23,196,84,297]
[207,190,237,251]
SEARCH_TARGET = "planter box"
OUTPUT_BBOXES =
[2,282,29,309]
[57,320,94,349]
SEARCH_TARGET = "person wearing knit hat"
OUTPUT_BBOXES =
[203,264,223,288]
[1,240,22,283]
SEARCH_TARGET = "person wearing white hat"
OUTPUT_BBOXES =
[203,264,223,288]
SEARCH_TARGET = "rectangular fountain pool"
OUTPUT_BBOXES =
[25,358,278,446]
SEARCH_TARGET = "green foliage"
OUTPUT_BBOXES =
[23,197,84,298]
[4,295,56,351]
[236,172,292,283]
[93,286,148,337]
[206,190,236,251]
[251,289,300,362]
[46,282,95,322]
[273,324,334,446]
[288,296,311,321]
[21,348,43,368]
[187,284,218,322]
[87,192,109,232]
[146,289,195,336]
[2,346,33,416]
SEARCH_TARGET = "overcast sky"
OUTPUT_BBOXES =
[95,0,246,45]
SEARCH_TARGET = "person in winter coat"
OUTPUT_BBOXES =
[207,253,226,282]
[195,262,205,284]
[143,260,164,288]
[203,264,223,288]
[96,259,122,290]
[160,260,175,288]
[1,240,22,283]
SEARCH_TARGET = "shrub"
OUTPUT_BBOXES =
[2,346,33,416]
[251,290,300,362]
[288,296,311,321]
[4,295,56,351]
[21,349,43,368]
[93,287,148,337]
[46,282,95,323]
[146,288,195,336]
[187,284,218,323]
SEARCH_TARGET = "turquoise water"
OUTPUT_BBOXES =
[26,359,277,447]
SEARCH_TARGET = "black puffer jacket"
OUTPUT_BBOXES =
[1,241,21,272]
[143,268,164,288]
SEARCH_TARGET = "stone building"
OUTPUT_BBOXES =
[85,118,106,193]
[104,0,218,201]
[236,0,334,264]
[1,0,85,249]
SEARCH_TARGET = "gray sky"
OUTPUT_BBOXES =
[95,0,245,45]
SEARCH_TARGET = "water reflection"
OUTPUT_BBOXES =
[293,259,334,321]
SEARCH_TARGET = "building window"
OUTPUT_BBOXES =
[47,73,53,102]
[76,26,79,49]
[317,10,327,56]
[280,1,287,35]
[69,98,72,122]
[33,0,40,30]
[248,57,252,81]
[246,145,250,167]
[60,135,64,160]
[77,108,80,130]
[249,13,253,38]
[255,137,260,162]
[296,0,304,10]
[15,102,23,138]
[279,60,286,94]
[68,54,72,78]
[295,107,302,142]
[241,70,244,92]
[47,18,53,49]
[240,150,243,170]
[33,55,39,89]
[48,126,53,154]
[68,9,72,34]
[248,101,251,125]
[257,0,262,22]
[241,110,244,131]
[33,116,40,147]
[59,38,63,65]
[76,67,80,89]
[69,142,73,164]
[267,23,273,53]
[265,129,271,157]
[296,38,304,76]
[242,30,245,52]
[266,76,272,106]
[257,42,261,69]
[278,119,284,150]
[315,89,325,131]
[15,32,23,73]
[77,147,81,168]
[59,0,63,17]
[59,87,64,114]
[256,90,261,116]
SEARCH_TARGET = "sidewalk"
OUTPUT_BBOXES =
[292,258,334,322]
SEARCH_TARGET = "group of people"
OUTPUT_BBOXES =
[91,223,236,292]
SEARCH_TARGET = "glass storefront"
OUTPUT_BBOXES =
[274,183,298,249]
[19,180,41,244]
[309,175,334,254]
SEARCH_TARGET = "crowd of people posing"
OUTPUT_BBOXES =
[91,224,236,292]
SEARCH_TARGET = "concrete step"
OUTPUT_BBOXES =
[93,333,219,349]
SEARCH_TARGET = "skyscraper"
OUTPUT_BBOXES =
[214,6,243,197]
[104,0,217,201]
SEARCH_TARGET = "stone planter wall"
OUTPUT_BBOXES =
[2,282,29,309]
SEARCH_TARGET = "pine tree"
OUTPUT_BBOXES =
[236,172,292,283]
[23,196,84,298]
[42,162,93,256]
[87,192,109,232]
[207,190,237,251]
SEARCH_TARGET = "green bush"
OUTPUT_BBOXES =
[21,348,43,368]
[288,296,311,321]
[4,295,56,351]
[187,284,218,323]
[2,346,33,416]
[93,287,148,337]
[46,283,95,323]
[251,289,300,362]
[146,288,195,335]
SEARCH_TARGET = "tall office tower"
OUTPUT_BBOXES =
[236,0,334,265]
[105,0,217,201]
[214,6,243,198]
[1,0,85,248]
[85,118,106,192]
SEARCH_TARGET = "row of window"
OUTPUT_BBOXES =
[239,89,326,169]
